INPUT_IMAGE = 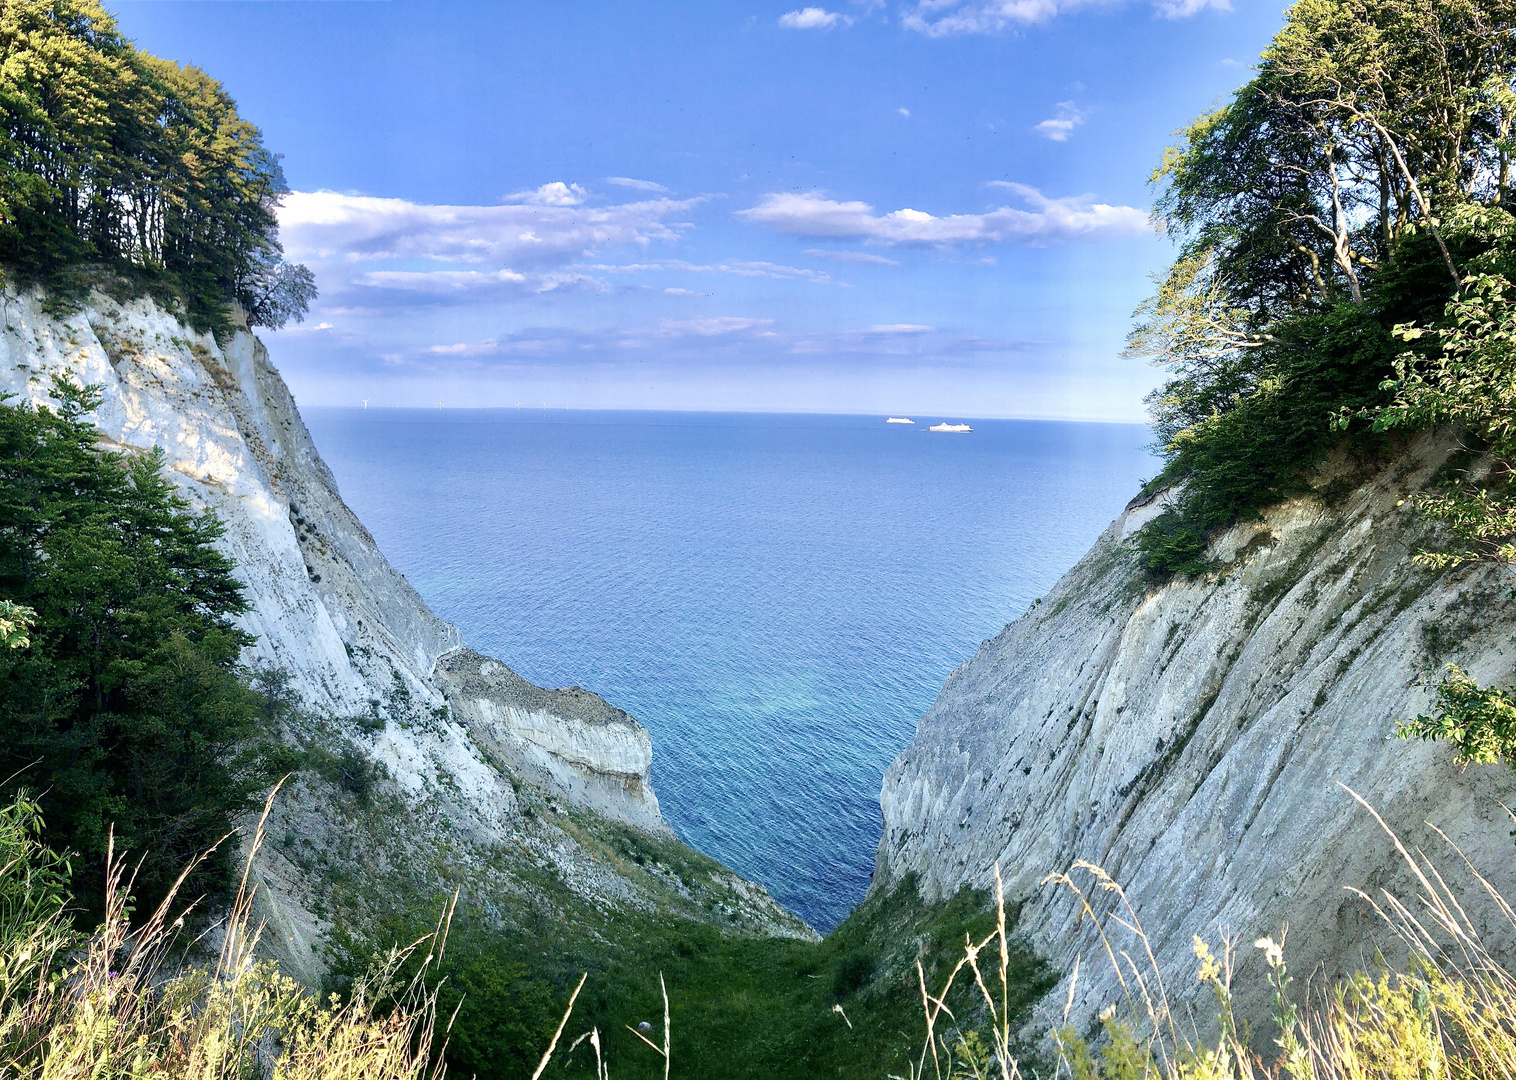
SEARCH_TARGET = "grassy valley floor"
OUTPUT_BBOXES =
[333,861,1054,1080]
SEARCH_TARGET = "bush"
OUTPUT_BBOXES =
[1136,242,1454,581]
[0,380,277,916]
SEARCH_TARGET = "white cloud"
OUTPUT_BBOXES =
[427,339,500,356]
[506,181,589,206]
[901,0,1223,33]
[278,190,696,268]
[659,316,775,337]
[897,107,911,117]
[1154,0,1229,14]
[736,184,1148,246]
[1034,101,1086,142]
[607,177,671,193]
[355,269,601,296]
[803,248,901,265]
[584,258,836,284]
[779,7,851,28]
[668,258,832,283]
[664,287,710,296]
[788,322,1039,355]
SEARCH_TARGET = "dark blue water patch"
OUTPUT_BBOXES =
[302,408,1157,932]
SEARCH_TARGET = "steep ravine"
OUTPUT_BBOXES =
[0,286,814,985]
[876,433,1516,1033]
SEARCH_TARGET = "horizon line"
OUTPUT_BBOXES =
[299,403,1153,426]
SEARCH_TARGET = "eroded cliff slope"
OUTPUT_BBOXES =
[0,286,813,983]
[876,433,1516,1031]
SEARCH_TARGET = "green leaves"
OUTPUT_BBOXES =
[1374,272,1516,567]
[1400,664,1516,768]
[0,389,272,916]
[0,0,315,330]
[1133,0,1516,580]
[0,601,31,650]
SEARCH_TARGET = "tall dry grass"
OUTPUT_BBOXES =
[898,785,1516,1080]
[0,782,454,1080]
[0,779,671,1080]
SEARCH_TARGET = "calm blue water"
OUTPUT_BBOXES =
[302,409,1156,932]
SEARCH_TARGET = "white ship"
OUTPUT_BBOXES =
[886,417,915,424]
[929,422,972,433]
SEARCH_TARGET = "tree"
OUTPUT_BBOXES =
[0,0,317,329]
[0,379,273,915]
[1135,0,1516,448]
[1129,0,1516,580]
[243,253,317,329]
[1399,663,1516,768]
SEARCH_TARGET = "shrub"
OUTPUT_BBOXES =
[0,380,278,915]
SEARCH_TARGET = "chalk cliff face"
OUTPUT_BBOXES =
[435,648,667,834]
[0,287,813,981]
[875,435,1516,1031]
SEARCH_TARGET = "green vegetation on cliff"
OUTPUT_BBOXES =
[0,0,314,330]
[332,869,1052,1080]
[1132,0,1516,582]
[0,382,278,915]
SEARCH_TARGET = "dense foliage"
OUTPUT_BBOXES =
[0,0,314,329]
[1132,0,1516,579]
[334,873,1053,1080]
[0,382,274,914]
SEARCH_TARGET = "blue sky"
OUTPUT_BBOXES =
[114,0,1289,420]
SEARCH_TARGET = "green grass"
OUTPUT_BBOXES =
[336,871,1055,1080]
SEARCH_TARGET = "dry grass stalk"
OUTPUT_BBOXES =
[902,786,1516,1080]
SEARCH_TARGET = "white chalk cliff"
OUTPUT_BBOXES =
[0,286,812,980]
[875,434,1516,1033]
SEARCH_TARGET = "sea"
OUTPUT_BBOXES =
[302,408,1157,933]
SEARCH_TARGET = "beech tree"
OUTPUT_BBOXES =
[0,0,315,328]
[1129,0,1516,584]
[1132,0,1516,404]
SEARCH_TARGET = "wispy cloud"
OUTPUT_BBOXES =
[779,7,851,28]
[901,0,1225,34]
[377,319,1045,369]
[1034,101,1086,141]
[660,316,776,337]
[607,176,671,193]
[737,184,1147,246]
[426,339,501,356]
[1154,0,1229,14]
[583,258,836,284]
[354,269,603,296]
[278,189,696,270]
[803,248,901,265]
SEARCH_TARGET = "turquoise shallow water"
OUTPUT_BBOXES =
[302,409,1157,932]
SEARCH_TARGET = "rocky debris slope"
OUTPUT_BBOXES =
[875,433,1516,1032]
[0,286,813,983]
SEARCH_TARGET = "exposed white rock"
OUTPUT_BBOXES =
[0,285,812,967]
[436,648,668,833]
[875,432,1516,1034]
